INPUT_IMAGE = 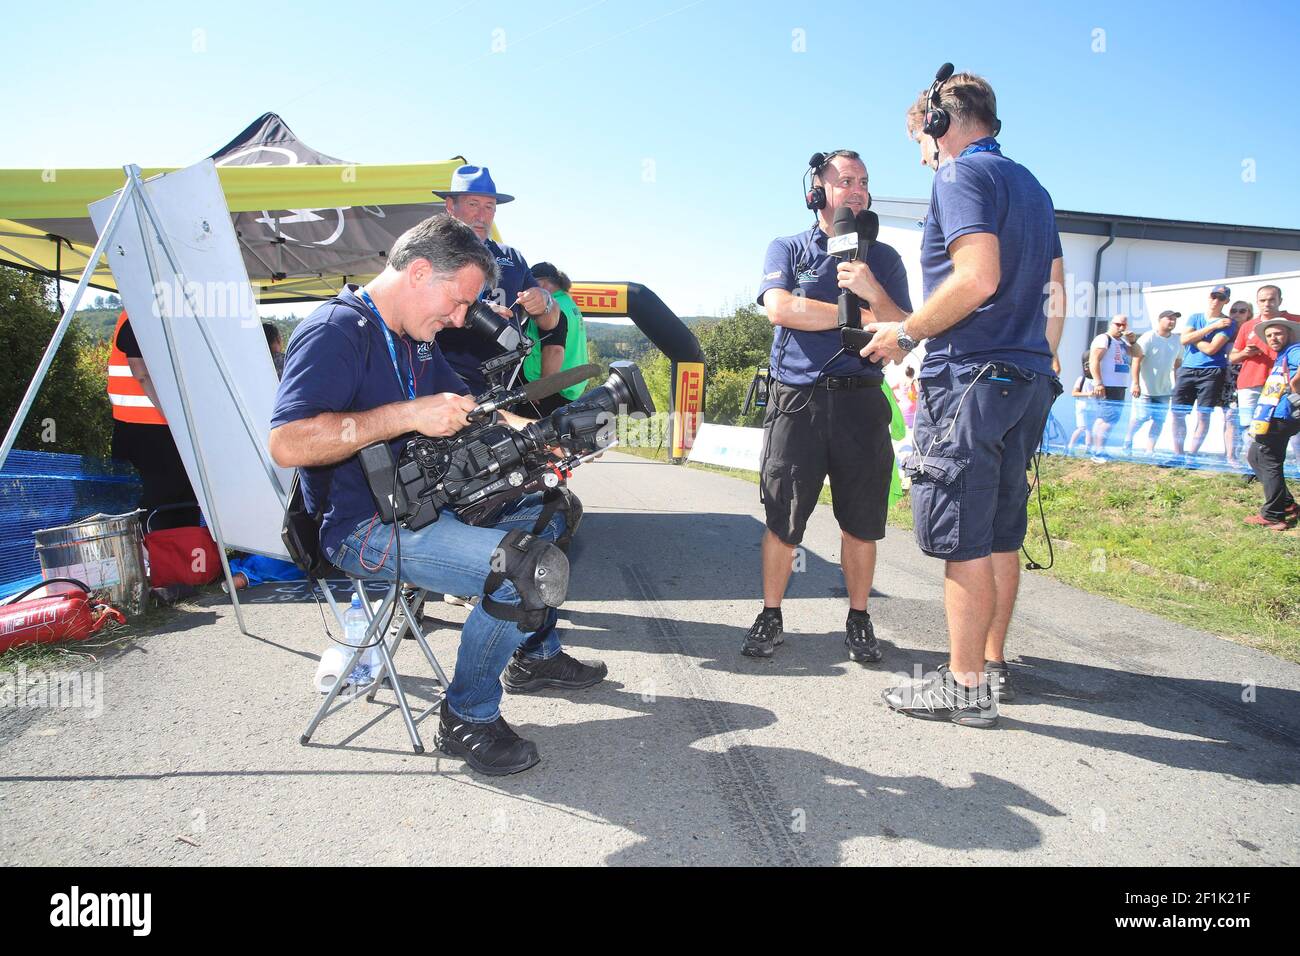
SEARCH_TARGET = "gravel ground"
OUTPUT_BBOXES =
[2,451,1297,866]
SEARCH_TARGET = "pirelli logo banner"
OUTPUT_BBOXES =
[672,361,705,458]
[569,283,629,315]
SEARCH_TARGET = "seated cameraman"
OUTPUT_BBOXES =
[269,215,606,777]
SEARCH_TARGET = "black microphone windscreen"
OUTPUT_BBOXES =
[832,205,857,237]
[856,210,880,245]
[522,363,601,402]
[936,62,954,83]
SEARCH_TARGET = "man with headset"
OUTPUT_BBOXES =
[848,67,1065,727]
[745,150,912,664]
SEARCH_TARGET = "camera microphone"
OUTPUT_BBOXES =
[467,363,600,422]
[464,300,525,352]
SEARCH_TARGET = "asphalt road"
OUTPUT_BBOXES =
[2,451,1297,866]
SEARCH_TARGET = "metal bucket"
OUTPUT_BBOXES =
[33,511,147,617]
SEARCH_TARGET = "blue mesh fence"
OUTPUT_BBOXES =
[1041,394,1300,476]
[0,450,142,598]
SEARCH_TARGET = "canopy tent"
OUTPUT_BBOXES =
[0,113,476,301]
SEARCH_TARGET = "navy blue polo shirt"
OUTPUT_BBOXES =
[919,138,1062,377]
[271,285,469,558]
[757,225,912,386]
[437,237,536,394]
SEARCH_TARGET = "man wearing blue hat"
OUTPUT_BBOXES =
[434,165,561,394]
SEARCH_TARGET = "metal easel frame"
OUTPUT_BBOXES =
[0,164,450,752]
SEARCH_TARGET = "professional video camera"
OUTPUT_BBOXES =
[359,353,654,532]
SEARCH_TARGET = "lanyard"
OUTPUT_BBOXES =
[356,288,415,401]
[960,139,1001,157]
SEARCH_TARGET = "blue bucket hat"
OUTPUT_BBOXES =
[433,164,514,204]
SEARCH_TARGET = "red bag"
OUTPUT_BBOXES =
[143,509,220,587]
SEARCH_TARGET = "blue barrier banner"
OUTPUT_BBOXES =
[1041,394,1300,476]
[0,450,142,598]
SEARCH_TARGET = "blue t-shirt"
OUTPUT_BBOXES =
[1180,313,1237,370]
[270,286,469,558]
[919,138,1062,377]
[756,225,912,386]
[436,237,535,394]
[1265,343,1300,420]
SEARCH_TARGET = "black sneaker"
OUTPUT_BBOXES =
[984,659,1015,702]
[882,665,998,728]
[741,610,784,658]
[435,701,540,776]
[845,612,882,664]
[501,650,607,694]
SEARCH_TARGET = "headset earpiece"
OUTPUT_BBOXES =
[804,151,831,210]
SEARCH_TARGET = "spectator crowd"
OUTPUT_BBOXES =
[1066,282,1300,530]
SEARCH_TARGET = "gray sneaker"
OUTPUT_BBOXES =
[882,665,999,728]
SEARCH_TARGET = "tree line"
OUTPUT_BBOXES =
[1,265,774,463]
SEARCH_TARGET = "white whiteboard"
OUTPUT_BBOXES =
[89,161,293,559]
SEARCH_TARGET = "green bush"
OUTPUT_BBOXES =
[0,268,114,458]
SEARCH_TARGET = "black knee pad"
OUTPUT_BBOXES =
[481,530,570,631]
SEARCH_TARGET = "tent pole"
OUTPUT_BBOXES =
[0,175,137,472]
[54,241,63,313]
[126,166,249,637]
[130,171,288,505]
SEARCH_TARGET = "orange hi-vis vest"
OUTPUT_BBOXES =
[107,312,168,426]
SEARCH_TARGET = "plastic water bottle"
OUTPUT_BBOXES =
[344,595,375,684]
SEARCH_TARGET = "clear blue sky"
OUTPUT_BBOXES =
[4,0,1297,318]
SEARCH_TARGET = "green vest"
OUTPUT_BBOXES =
[523,289,590,400]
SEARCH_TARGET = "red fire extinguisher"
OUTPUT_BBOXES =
[0,578,126,655]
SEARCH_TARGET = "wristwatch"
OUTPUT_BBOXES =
[896,323,919,353]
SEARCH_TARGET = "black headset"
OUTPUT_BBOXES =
[922,62,1002,139]
[803,150,873,211]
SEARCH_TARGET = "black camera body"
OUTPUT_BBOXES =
[360,360,654,531]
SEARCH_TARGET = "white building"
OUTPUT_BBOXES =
[874,197,1300,368]
[873,198,1300,457]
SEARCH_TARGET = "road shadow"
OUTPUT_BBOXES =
[463,687,1063,865]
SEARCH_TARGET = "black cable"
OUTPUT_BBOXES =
[1021,448,1055,571]
[769,346,853,416]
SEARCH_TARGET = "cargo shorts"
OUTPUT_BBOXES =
[905,361,1057,562]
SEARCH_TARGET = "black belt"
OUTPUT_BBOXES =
[815,374,878,390]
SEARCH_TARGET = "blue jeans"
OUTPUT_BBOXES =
[332,494,565,724]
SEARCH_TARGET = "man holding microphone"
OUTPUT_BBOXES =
[843,67,1066,727]
[745,150,912,664]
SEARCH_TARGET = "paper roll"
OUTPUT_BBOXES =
[314,644,353,693]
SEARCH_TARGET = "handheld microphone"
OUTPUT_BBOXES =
[467,363,600,422]
[855,210,879,260]
[830,207,861,330]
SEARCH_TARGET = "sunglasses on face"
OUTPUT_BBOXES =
[1230,307,1249,313]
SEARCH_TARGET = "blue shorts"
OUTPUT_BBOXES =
[905,361,1057,562]
[1134,394,1172,429]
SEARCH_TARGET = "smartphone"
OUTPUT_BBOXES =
[840,327,874,353]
